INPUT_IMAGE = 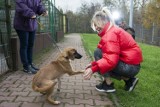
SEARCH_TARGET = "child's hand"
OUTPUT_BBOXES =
[83,68,93,80]
[85,63,91,69]
[31,15,36,19]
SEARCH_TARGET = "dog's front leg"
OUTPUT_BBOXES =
[67,70,84,76]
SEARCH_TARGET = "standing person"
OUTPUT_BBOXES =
[14,0,48,74]
[83,7,143,92]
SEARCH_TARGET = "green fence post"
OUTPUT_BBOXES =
[5,0,12,70]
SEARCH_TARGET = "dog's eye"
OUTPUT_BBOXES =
[73,51,77,55]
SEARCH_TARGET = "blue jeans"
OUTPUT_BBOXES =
[94,48,140,79]
[16,30,36,69]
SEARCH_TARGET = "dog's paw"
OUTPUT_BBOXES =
[40,92,46,95]
[80,70,85,73]
[76,70,85,74]
[54,101,60,105]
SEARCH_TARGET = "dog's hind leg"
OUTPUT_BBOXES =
[46,84,60,105]
[57,77,61,92]
[33,80,57,93]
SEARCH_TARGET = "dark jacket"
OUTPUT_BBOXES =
[14,0,46,31]
[91,22,143,74]
[124,27,135,39]
[120,24,135,39]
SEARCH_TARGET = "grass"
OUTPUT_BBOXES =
[81,33,160,107]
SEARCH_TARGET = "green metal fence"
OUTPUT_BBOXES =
[0,0,65,75]
[0,0,14,75]
[37,0,64,40]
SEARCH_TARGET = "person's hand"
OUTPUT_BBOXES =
[85,63,91,69]
[31,15,36,19]
[42,11,48,16]
[83,68,93,80]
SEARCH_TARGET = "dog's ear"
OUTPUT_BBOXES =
[57,52,68,62]
[61,51,69,60]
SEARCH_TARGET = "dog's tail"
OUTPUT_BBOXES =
[32,81,57,92]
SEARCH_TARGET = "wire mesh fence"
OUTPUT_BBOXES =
[0,0,13,75]
[134,23,160,46]
[36,0,65,41]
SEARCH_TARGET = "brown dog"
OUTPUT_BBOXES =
[32,47,84,104]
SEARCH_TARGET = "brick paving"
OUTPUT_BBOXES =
[0,33,114,107]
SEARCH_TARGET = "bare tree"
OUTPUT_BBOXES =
[65,2,102,33]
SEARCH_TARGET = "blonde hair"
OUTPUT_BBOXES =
[91,7,115,31]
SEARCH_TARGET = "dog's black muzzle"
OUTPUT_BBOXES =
[74,51,82,59]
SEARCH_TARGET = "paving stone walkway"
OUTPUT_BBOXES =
[0,33,114,107]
